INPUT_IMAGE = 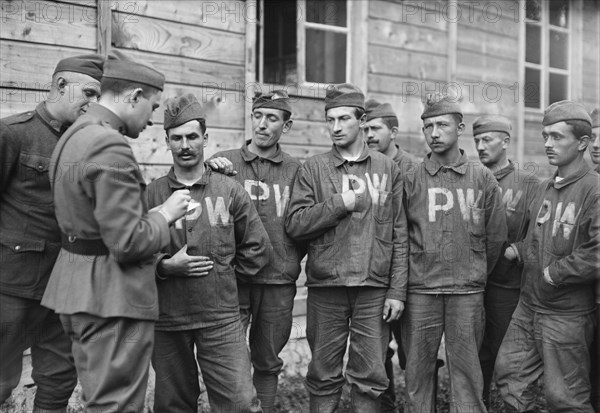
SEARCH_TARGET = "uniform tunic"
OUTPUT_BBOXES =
[0,102,66,299]
[285,143,408,301]
[403,151,507,294]
[212,142,303,284]
[42,103,171,320]
[146,167,271,330]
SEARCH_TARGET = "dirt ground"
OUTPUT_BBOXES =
[1,335,548,413]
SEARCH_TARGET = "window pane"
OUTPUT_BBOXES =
[306,29,346,83]
[526,0,542,21]
[549,0,568,27]
[262,0,297,84]
[526,24,541,64]
[549,73,568,104]
[306,0,347,27]
[549,30,568,70]
[525,68,541,108]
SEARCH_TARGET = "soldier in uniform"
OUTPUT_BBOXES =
[472,115,540,406]
[0,54,103,411]
[148,93,270,412]
[496,101,599,412]
[286,83,408,412]
[41,50,190,412]
[589,108,600,173]
[401,95,507,412]
[211,90,304,412]
[363,98,417,413]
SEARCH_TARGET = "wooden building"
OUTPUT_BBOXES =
[1,0,599,320]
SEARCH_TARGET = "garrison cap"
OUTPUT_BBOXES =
[163,93,205,131]
[53,54,104,82]
[365,99,397,122]
[252,90,292,115]
[590,108,599,128]
[102,50,165,91]
[421,93,462,120]
[324,83,365,111]
[472,115,512,137]
[542,100,591,126]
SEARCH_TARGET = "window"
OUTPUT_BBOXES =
[256,0,348,85]
[524,0,570,109]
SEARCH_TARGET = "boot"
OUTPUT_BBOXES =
[253,371,278,412]
[309,392,342,413]
[350,387,381,413]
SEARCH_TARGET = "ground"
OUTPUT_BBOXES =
[1,333,548,413]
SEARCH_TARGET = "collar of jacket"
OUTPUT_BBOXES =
[166,165,212,189]
[423,149,469,176]
[549,162,592,190]
[36,101,68,134]
[241,140,284,164]
[493,159,516,181]
[85,103,128,135]
[331,141,371,167]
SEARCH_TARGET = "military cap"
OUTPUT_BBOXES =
[472,115,512,137]
[102,50,165,91]
[365,99,397,122]
[324,83,365,111]
[421,93,462,120]
[542,100,591,126]
[590,108,599,128]
[252,90,292,114]
[53,54,104,82]
[163,93,205,131]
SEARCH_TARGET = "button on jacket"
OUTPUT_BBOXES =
[488,161,540,289]
[403,151,507,294]
[212,142,304,284]
[515,164,600,315]
[146,168,271,330]
[285,143,408,301]
[0,102,67,299]
[41,104,171,320]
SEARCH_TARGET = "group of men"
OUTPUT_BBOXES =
[0,50,598,413]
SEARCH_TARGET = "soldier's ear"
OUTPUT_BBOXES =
[56,77,67,95]
[577,135,590,152]
[390,126,399,141]
[282,119,293,133]
[130,88,144,104]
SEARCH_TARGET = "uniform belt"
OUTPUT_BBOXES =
[61,234,109,256]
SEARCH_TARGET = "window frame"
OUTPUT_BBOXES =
[523,0,572,112]
[255,0,355,91]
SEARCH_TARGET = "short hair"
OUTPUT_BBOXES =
[354,107,366,120]
[451,113,463,126]
[282,111,291,122]
[381,116,399,129]
[565,119,592,140]
[100,77,160,98]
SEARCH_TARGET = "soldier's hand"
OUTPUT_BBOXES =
[340,190,356,212]
[159,245,214,277]
[207,157,237,176]
[504,244,518,261]
[383,298,404,322]
[160,189,191,223]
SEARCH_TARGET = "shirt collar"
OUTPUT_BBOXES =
[36,101,68,134]
[86,103,128,135]
[166,166,212,189]
[241,140,284,164]
[549,162,592,189]
[423,149,470,176]
[331,141,371,167]
[492,160,515,181]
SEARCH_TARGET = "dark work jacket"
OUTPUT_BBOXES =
[487,161,540,289]
[41,104,171,320]
[515,163,599,315]
[403,151,507,294]
[0,102,68,299]
[285,143,409,301]
[147,167,271,330]
[212,142,305,284]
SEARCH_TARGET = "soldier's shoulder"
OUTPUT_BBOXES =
[280,150,302,166]
[1,110,35,127]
